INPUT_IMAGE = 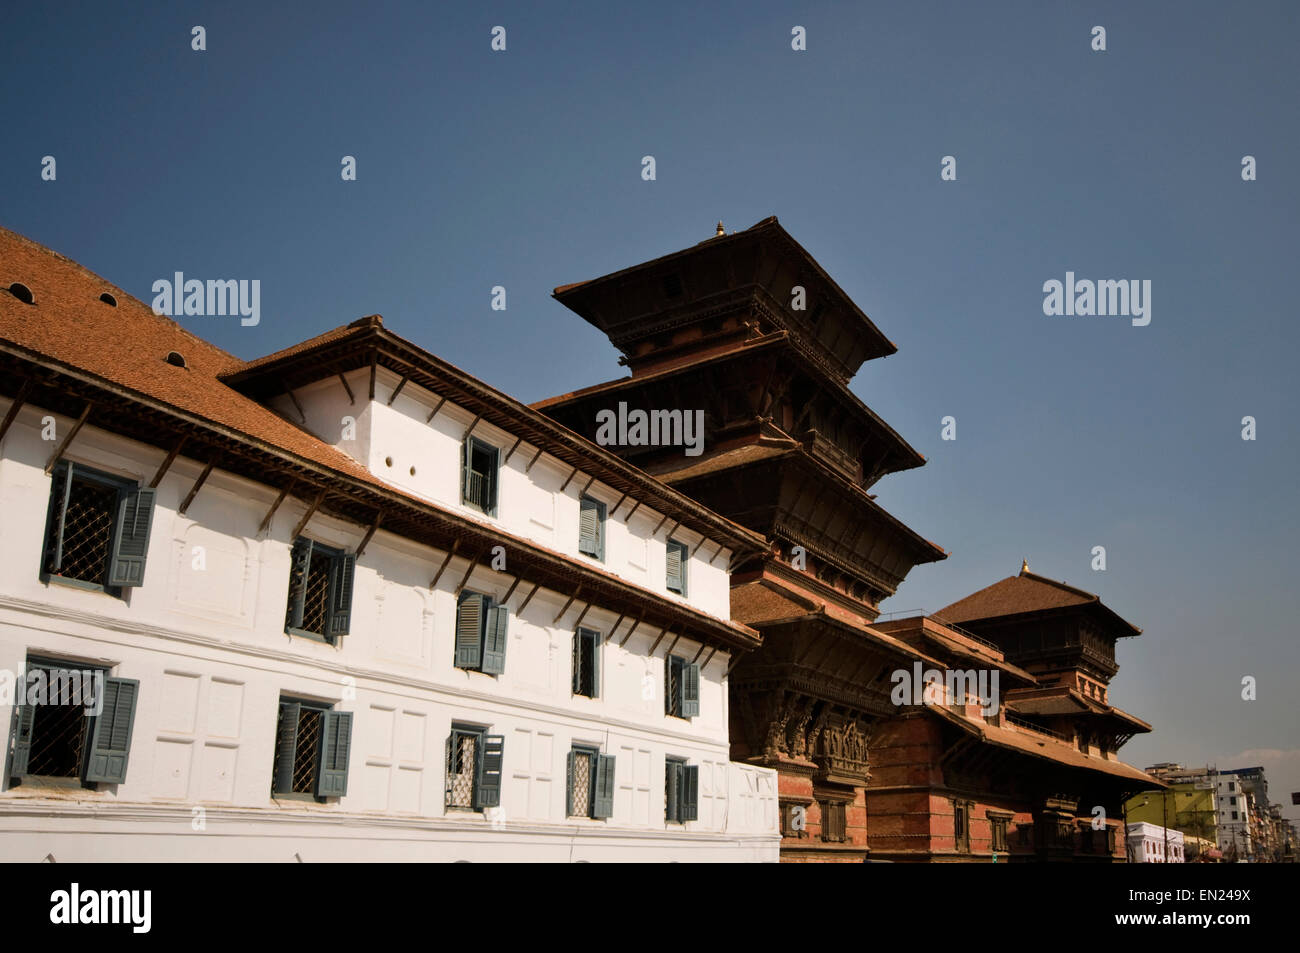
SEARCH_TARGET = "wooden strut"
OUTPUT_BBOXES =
[429,540,461,590]
[461,413,482,441]
[289,489,326,539]
[558,467,580,493]
[453,551,484,595]
[664,632,683,657]
[618,618,643,647]
[284,385,307,424]
[179,459,217,516]
[44,402,93,474]
[502,436,524,466]
[699,647,717,670]
[516,583,541,616]
[623,500,642,522]
[500,575,521,606]
[648,628,670,657]
[606,613,627,642]
[707,543,726,566]
[610,491,629,516]
[149,436,186,488]
[552,585,583,624]
[571,603,592,631]
[386,375,409,406]
[651,512,671,535]
[368,351,377,400]
[663,521,681,542]
[725,654,745,677]
[690,536,710,558]
[425,395,447,423]
[354,513,384,558]
[0,378,33,448]
[577,475,596,500]
[524,448,546,473]
[258,479,297,534]
[337,372,355,406]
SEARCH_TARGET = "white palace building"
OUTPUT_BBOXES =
[0,226,779,861]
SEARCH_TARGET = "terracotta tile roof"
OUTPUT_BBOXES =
[928,705,1160,784]
[0,226,382,488]
[730,580,818,625]
[0,224,761,650]
[937,566,1142,635]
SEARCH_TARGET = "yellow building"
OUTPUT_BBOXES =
[1126,785,1218,859]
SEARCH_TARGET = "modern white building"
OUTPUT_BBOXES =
[0,225,779,861]
[1126,821,1184,863]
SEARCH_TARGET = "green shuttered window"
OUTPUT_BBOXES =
[284,537,356,643]
[665,654,700,719]
[665,758,699,823]
[572,627,600,698]
[7,658,138,788]
[41,462,156,595]
[462,437,500,516]
[567,746,615,820]
[271,697,353,800]
[446,724,504,811]
[455,591,509,675]
[578,496,605,560]
[666,539,688,595]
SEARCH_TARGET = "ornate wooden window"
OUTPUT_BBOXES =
[990,815,1010,853]
[821,799,847,843]
[952,799,972,853]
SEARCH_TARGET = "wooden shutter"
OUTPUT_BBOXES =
[455,592,485,669]
[8,667,35,778]
[45,462,75,573]
[328,552,356,639]
[588,629,601,699]
[107,486,156,587]
[565,748,577,816]
[485,444,500,516]
[285,538,313,631]
[571,630,582,695]
[681,764,699,822]
[593,754,616,820]
[681,662,701,718]
[84,677,139,784]
[461,439,473,506]
[665,760,682,822]
[272,701,301,794]
[578,497,601,557]
[666,541,683,593]
[475,733,504,808]
[480,601,508,675]
[315,710,353,798]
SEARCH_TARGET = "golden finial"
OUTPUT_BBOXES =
[715,221,725,237]
[1020,558,1030,574]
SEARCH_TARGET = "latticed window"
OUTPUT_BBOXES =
[8,657,140,787]
[461,437,499,515]
[572,628,600,698]
[271,698,353,799]
[42,462,156,593]
[567,746,615,819]
[821,800,847,843]
[285,538,356,642]
[953,799,971,853]
[445,725,504,812]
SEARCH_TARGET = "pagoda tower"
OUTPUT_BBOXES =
[537,217,946,859]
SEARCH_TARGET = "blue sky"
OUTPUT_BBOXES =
[3,1,1297,821]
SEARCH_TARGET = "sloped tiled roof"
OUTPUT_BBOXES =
[938,567,1141,636]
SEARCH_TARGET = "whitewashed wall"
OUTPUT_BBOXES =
[0,398,778,861]
[267,367,734,620]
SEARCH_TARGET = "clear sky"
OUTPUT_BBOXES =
[3,1,1297,824]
